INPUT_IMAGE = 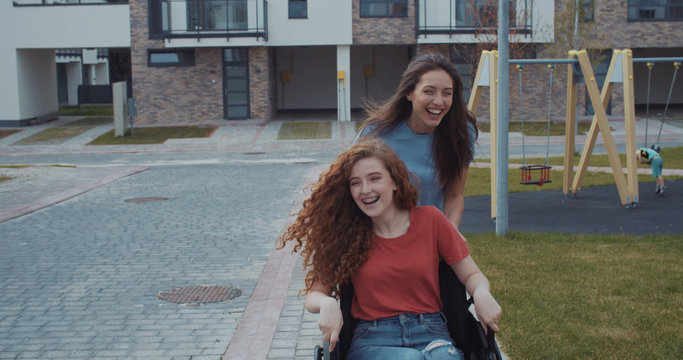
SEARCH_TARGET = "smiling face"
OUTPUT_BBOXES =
[405,68,454,134]
[349,156,399,221]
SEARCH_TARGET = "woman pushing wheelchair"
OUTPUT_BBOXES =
[279,140,501,359]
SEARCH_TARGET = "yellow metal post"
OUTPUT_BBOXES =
[622,50,639,205]
[563,51,578,195]
[467,51,489,115]
[489,51,499,219]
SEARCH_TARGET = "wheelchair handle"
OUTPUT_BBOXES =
[323,340,330,360]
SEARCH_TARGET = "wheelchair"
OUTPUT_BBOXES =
[314,260,503,360]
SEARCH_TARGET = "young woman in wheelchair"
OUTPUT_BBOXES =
[280,140,501,360]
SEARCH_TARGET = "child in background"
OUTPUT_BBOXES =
[637,147,666,194]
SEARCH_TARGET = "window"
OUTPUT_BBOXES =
[148,50,195,67]
[289,0,307,18]
[360,0,407,17]
[581,0,595,22]
[455,0,518,28]
[628,0,683,21]
[148,0,168,39]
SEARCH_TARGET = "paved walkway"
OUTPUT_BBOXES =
[1,115,682,359]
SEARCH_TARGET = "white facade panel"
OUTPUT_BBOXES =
[17,50,58,120]
[67,62,82,106]
[350,46,410,107]
[276,47,337,109]
[0,51,21,121]
[267,0,352,46]
[8,4,130,48]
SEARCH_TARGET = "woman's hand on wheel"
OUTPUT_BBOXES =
[319,296,344,351]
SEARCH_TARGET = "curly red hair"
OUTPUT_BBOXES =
[279,140,418,298]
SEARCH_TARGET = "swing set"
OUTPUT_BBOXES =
[467,49,681,218]
[639,58,681,153]
[517,63,555,186]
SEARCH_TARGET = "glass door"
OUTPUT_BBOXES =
[223,48,250,119]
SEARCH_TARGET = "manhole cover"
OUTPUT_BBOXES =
[157,285,243,305]
[124,197,169,203]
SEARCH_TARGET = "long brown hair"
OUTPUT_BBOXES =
[360,53,477,185]
[279,140,418,298]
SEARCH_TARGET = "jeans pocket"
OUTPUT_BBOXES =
[422,315,451,337]
[351,322,372,341]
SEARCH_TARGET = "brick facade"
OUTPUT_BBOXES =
[130,1,223,124]
[590,0,681,48]
[130,1,273,124]
[127,0,680,125]
[248,47,272,120]
[352,0,416,45]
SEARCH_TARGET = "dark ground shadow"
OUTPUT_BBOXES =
[460,179,683,235]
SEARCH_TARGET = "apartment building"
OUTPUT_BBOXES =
[1,0,681,127]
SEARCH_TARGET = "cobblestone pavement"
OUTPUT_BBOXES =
[0,115,682,360]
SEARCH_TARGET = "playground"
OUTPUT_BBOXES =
[467,49,683,222]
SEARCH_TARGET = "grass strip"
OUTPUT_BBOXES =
[277,122,332,140]
[505,146,683,175]
[17,117,113,145]
[59,105,113,116]
[463,167,682,197]
[0,176,12,183]
[476,121,593,136]
[88,126,216,145]
[63,117,112,127]
[467,232,682,359]
[17,126,93,145]
[0,129,22,139]
[0,165,32,169]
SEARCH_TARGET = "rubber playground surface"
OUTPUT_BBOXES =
[460,179,683,235]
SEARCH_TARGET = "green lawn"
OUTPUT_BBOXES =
[467,232,682,359]
[476,121,593,136]
[465,146,683,196]
[515,146,683,170]
[0,129,22,139]
[59,105,113,116]
[88,126,216,145]
[16,117,113,145]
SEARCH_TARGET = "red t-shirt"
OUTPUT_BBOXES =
[351,206,470,321]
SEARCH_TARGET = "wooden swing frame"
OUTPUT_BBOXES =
[467,49,640,218]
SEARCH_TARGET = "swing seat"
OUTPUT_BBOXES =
[520,164,552,186]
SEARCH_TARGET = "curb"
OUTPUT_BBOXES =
[223,164,325,360]
[0,166,148,223]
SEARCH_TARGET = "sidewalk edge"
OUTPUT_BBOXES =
[0,166,148,223]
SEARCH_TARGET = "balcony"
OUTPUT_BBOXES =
[13,0,127,5]
[151,0,267,41]
[416,0,532,36]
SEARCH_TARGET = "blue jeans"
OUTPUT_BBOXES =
[346,312,463,360]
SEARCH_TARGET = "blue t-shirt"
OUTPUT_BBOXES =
[356,121,476,210]
[639,147,660,160]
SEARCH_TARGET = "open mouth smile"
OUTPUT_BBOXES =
[427,108,442,115]
[361,196,380,205]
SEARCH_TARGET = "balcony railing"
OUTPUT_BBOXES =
[416,0,532,36]
[152,0,267,40]
[56,48,109,59]
[13,0,127,5]
[628,0,683,21]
